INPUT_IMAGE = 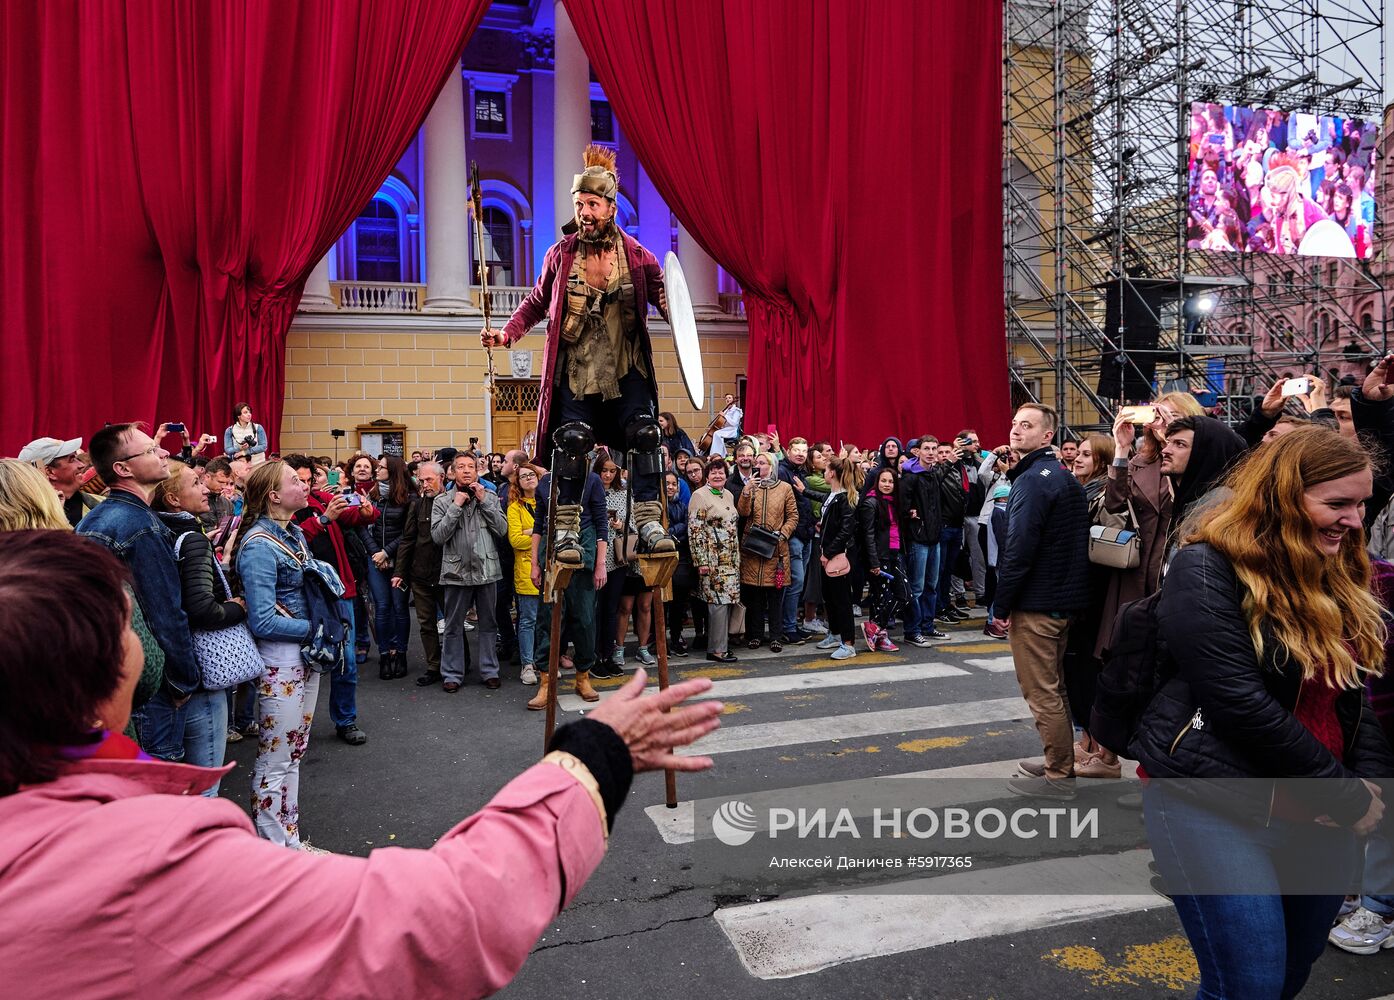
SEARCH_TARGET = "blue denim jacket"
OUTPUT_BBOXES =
[76,489,199,695]
[236,517,314,645]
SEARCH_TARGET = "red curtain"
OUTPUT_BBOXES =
[564,0,1008,445]
[1,0,488,457]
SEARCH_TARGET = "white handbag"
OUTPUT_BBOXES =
[174,533,264,689]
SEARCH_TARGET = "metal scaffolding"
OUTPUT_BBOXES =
[1004,0,1386,435]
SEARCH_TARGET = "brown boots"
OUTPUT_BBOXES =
[526,670,599,710]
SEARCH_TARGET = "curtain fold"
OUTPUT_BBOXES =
[1,0,490,456]
[563,0,1008,444]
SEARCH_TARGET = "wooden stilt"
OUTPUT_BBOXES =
[542,562,574,751]
[639,550,680,808]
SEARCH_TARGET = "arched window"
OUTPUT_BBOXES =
[355,198,401,282]
[472,206,514,286]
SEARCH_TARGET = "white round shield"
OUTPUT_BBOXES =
[663,251,704,408]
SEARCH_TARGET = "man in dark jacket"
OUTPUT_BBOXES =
[394,461,452,687]
[993,403,1090,799]
[898,437,946,644]
[933,441,971,624]
[777,438,824,644]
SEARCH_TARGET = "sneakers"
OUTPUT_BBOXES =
[906,634,932,648]
[943,608,968,623]
[803,617,830,635]
[816,634,841,650]
[925,628,950,640]
[781,630,810,646]
[436,618,446,635]
[1007,774,1077,800]
[1017,759,1047,778]
[1076,753,1122,779]
[876,633,899,652]
[226,727,243,743]
[636,646,657,666]
[610,648,625,669]
[519,665,538,685]
[862,621,881,651]
[240,722,260,737]
[982,620,1009,639]
[830,643,857,660]
[1330,907,1394,955]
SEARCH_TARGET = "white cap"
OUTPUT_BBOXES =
[17,436,82,466]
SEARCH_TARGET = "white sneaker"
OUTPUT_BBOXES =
[1330,906,1394,955]
[816,634,841,650]
[520,665,538,685]
[463,619,475,632]
[831,643,857,660]
[804,617,829,635]
[436,618,445,635]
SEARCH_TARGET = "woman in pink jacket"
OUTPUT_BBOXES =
[0,529,723,999]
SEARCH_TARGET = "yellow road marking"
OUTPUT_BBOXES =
[790,651,900,670]
[950,642,1011,654]
[720,702,750,715]
[897,735,973,753]
[1044,935,1198,991]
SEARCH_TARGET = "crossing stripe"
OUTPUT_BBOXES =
[966,656,1017,673]
[643,757,1044,845]
[680,697,1033,757]
[556,661,971,712]
[713,849,1157,979]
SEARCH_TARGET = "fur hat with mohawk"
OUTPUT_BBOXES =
[572,144,619,202]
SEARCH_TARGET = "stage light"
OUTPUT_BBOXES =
[1194,295,1216,314]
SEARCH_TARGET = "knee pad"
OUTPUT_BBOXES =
[552,421,595,480]
[626,415,664,476]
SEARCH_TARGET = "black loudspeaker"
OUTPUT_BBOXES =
[1098,280,1165,399]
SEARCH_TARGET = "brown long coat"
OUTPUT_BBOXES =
[1093,452,1172,657]
[736,480,799,588]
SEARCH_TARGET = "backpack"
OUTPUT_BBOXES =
[242,530,349,673]
[1089,589,1171,756]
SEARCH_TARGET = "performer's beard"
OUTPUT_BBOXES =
[576,213,618,247]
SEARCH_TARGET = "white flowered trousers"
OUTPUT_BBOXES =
[251,654,321,847]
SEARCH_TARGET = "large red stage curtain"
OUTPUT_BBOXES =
[0,0,488,457]
[564,0,1008,445]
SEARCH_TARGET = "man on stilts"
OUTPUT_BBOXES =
[482,144,676,561]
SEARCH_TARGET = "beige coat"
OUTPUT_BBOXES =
[736,480,798,588]
[1094,451,1172,657]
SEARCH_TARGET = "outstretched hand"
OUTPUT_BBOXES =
[586,668,722,774]
[1363,355,1394,403]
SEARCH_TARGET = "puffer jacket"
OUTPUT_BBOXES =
[368,485,413,565]
[430,490,507,586]
[1133,541,1394,826]
[736,480,798,588]
[993,446,1090,615]
[159,512,247,632]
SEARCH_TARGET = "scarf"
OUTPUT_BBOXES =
[59,729,152,763]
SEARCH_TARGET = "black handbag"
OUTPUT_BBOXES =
[741,487,782,559]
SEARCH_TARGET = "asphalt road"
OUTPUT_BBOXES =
[216,611,1394,1000]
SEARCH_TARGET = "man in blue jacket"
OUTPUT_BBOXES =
[77,422,200,761]
[992,403,1090,799]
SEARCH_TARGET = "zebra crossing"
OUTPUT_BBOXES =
[554,614,1155,982]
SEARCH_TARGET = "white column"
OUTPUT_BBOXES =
[678,224,720,314]
[423,65,472,312]
[553,1,591,236]
[636,162,670,258]
[299,250,335,311]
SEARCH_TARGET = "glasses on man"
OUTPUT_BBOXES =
[116,445,162,463]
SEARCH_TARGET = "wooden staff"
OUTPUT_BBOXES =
[468,161,497,398]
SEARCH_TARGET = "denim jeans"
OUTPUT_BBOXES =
[781,535,807,635]
[329,598,359,729]
[353,594,370,661]
[902,542,933,636]
[130,686,189,762]
[1143,783,1356,999]
[182,688,228,797]
[232,681,258,731]
[365,564,411,653]
[516,594,541,668]
[935,526,962,612]
[1359,809,1394,917]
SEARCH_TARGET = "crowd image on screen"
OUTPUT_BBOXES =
[1187,101,1377,258]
